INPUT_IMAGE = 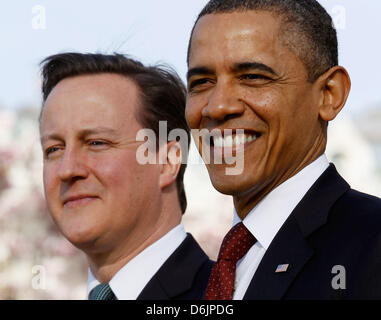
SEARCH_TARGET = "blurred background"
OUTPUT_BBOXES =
[0,0,380,299]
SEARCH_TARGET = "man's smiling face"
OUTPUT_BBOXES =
[186,11,326,217]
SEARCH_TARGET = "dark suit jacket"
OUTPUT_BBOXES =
[243,164,381,300]
[137,233,214,300]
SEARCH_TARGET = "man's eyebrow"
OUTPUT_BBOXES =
[186,66,215,82]
[40,133,62,144]
[78,127,119,137]
[186,62,279,81]
[232,62,279,76]
[40,127,118,144]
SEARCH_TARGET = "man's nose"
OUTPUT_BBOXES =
[202,84,245,121]
[58,147,89,182]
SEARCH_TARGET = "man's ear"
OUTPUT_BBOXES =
[316,66,351,122]
[159,141,182,189]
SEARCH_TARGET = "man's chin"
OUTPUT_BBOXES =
[61,227,101,252]
[209,174,253,196]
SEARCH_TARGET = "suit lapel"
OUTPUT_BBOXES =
[243,215,313,299]
[137,234,211,300]
[243,164,350,299]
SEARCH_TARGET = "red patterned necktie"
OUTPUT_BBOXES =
[204,222,256,300]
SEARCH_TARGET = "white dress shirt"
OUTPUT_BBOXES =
[87,223,187,300]
[232,154,330,299]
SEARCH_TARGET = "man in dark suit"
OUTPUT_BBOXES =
[39,53,212,300]
[185,0,381,299]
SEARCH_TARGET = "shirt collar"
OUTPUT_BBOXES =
[87,223,187,299]
[233,154,330,250]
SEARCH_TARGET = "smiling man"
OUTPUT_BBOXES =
[39,52,213,300]
[186,0,381,299]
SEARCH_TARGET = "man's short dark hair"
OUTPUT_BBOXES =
[187,0,338,82]
[40,52,190,214]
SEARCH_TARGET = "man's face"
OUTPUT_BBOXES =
[41,74,161,252]
[186,11,325,215]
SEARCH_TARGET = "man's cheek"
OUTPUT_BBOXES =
[185,104,202,129]
[95,159,135,185]
[43,170,57,205]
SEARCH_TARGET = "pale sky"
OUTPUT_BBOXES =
[0,0,380,117]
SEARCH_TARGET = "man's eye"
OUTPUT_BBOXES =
[88,140,109,147]
[188,78,213,91]
[45,146,60,158]
[240,74,270,81]
[90,141,104,145]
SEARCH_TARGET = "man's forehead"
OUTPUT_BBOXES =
[40,106,138,135]
[189,16,294,79]
[43,74,140,115]
[192,11,281,42]
[46,73,138,100]
[40,75,143,139]
[189,11,282,62]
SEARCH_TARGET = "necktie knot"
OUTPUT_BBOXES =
[218,222,256,262]
[89,283,117,300]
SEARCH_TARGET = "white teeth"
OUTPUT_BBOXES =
[213,133,258,147]
[247,135,256,143]
[213,136,224,148]
[235,135,240,146]
[225,135,233,147]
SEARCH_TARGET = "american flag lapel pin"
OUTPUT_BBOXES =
[275,264,289,273]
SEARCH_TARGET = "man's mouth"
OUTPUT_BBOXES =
[211,132,260,148]
[198,130,261,165]
[63,195,98,209]
[201,129,261,149]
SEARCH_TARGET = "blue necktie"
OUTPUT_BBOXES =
[89,283,117,300]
